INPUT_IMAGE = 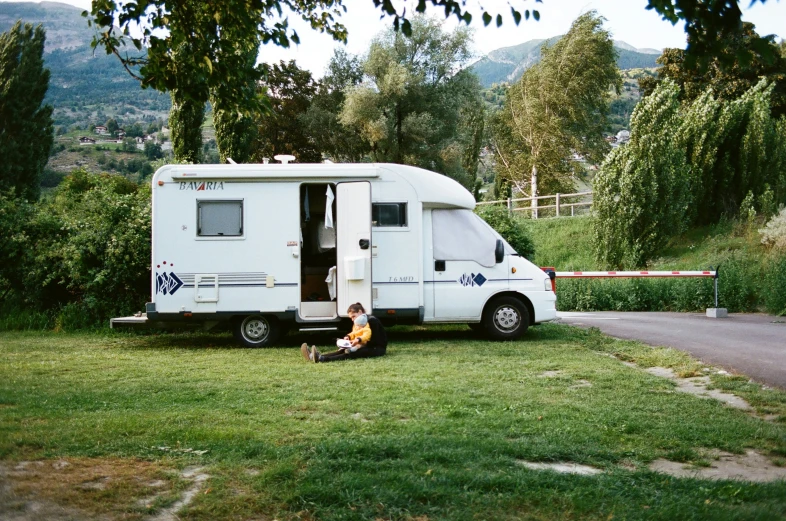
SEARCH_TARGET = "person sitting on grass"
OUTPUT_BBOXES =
[300,302,387,363]
[345,312,372,347]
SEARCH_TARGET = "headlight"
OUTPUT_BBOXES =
[544,278,552,291]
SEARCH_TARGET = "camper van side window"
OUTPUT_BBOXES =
[372,203,407,227]
[197,200,243,237]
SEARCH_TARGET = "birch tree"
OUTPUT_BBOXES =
[491,11,621,198]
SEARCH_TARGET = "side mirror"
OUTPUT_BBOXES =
[495,239,505,264]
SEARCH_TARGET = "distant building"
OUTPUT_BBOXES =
[616,129,631,144]
[117,129,126,138]
[79,136,96,144]
[94,125,108,135]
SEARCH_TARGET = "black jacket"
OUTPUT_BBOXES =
[366,315,388,352]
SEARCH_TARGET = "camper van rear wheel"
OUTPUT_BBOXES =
[233,315,280,347]
[483,296,529,340]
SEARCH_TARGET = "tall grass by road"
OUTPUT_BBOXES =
[2,325,785,520]
[525,216,786,314]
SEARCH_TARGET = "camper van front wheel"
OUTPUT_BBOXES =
[483,296,529,340]
[233,314,280,347]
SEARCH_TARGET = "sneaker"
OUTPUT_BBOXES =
[311,345,320,363]
[300,343,311,362]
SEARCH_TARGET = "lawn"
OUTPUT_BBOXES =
[2,324,786,520]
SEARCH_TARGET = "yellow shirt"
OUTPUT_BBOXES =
[347,323,372,344]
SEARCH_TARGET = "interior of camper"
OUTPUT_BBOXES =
[299,183,338,319]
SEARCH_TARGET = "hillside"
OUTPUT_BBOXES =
[0,1,170,126]
[472,37,661,87]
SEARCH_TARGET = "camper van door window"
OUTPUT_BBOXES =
[197,200,243,237]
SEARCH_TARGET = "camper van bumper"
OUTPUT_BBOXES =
[527,292,558,324]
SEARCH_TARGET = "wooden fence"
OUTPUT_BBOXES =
[476,191,593,219]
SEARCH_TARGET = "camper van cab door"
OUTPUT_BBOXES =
[337,182,372,316]
[431,209,509,319]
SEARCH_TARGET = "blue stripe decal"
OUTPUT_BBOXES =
[183,283,298,288]
[424,279,511,284]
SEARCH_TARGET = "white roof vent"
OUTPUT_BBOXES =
[274,154,296,165]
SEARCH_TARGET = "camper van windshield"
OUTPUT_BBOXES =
[476,214,517,255]
[433,209,515,267]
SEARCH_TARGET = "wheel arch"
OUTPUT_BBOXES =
[482,291,534,326]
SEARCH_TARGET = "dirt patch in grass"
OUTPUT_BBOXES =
[148,466,208,521]
[650,450,786,482]
[0,458,181,521]
[516,461,602,476]
[645,367,754,411]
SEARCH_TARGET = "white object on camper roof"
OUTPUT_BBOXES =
[274,154,296,164]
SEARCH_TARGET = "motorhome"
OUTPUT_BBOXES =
[114,162,557,346]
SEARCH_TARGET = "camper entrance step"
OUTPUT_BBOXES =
[299,326,339,332]
[110,314,150,329]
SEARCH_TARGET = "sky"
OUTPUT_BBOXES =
[3,0,785,77]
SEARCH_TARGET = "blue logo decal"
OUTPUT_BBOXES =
[459,273,487,287]
[156,272,184,295]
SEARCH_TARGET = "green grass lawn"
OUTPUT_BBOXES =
[2,325,786,520]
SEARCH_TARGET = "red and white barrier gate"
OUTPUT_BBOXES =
[540,268,721,308]
[555,270,716,279]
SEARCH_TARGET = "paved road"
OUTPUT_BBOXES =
[556,312,786,389]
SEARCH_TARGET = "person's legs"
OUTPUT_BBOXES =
[316,349,352,362]
[344,346,386,359]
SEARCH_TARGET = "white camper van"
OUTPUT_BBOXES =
[129,162,556,346]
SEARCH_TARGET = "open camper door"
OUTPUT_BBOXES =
[337,182,372,316]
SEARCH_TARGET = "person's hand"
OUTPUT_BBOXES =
[344,336,350,340]
[350,338,360,347]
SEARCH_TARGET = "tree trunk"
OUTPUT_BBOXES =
[212,94,257,164]
[395,102,403,163]
[531,164,538,219]
[169,90,204,163]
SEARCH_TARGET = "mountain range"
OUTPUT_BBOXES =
[0,1,169,120]
[472,39,661,87]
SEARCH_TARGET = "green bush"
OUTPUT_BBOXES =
[557,274,756,313]
[0,170,151,329]
[763,255,786,315]
[475,205,535,259]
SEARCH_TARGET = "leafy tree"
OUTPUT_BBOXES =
[0,191,37,296]
[169,88,204,163]
[211,19,263,164]
[85,0,772,100]
[105,118,119,135]
[491,12,621,197]
[680,79,786,223]
[640,22,786,117]
[594,78,786,268]
[339,16,482,184]
[0,21,53,200]
[302,49,369,162]
[646,0,778,67]
[143,140,163,161]
[121,138,136,153]
[29,171,151,319]
[251,60,321,163]
[475,205,535,260]
[593,80,690,269]
[84,0,774,162]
